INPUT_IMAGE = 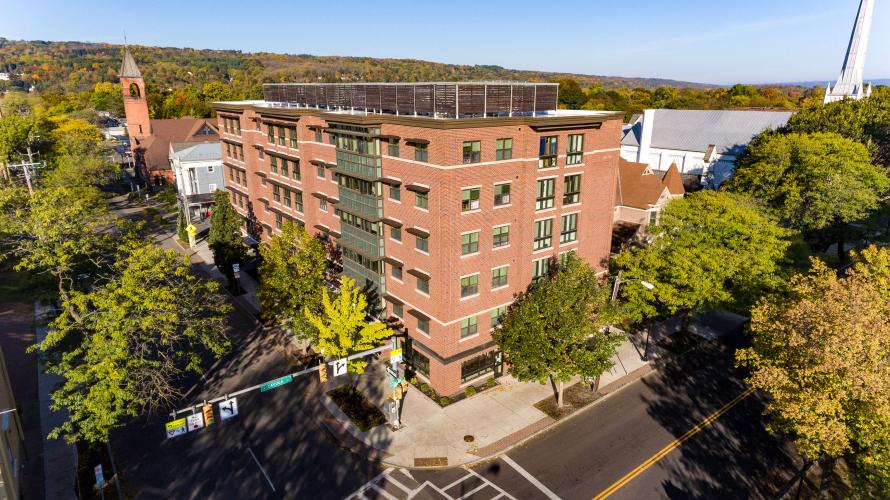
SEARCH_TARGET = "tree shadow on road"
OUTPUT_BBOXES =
[640,335,803,499]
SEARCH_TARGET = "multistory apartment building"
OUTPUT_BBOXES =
[211,83,623,396]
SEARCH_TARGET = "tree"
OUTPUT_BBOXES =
[614,191,797,330]
[176,208,188,243]
[90,81,124,116]
[552,78,587,109]
[728,132,889,255]
[737,247,890,495]
[257,220,326,341]
[304,277,391,390]
[494,253,623,407]
[207,189,245,288]
[31,245,231,443]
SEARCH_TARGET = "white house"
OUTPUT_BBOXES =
[169,141,225,224]
[620,109,794,188]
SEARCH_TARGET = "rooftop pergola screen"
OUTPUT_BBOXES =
[262,83,559,118]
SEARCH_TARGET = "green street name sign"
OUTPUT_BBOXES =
[260,375,293,392]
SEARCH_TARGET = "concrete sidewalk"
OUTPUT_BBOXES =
[319,337,657,468]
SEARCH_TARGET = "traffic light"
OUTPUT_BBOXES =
[202,404,214,426]
[319,362,328,383]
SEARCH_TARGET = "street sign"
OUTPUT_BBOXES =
[260,374,293,392]
[318,363,328,383]
[187,413,205,432]
[165,418,187,439]
[202,404,215,426]
[389,348,403,364]
[332,358,348,377]
[185,224,197,236]
[94,464,105,487]
[232,263,240,273]
[219,398,239,421]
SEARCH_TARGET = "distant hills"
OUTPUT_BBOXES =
[770,79,890,88]
[0,38,717,94]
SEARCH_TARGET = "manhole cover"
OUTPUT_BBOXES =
[463,435,475,443]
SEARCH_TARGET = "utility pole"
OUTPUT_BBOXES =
[7,146,46,197]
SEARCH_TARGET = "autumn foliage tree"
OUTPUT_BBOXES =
[737,246,890,495]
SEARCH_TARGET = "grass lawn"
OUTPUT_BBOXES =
[327,385,386,432]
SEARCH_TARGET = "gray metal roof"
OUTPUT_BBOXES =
[119,49,142,78]
[621,109,794,155]
[171,142,222,162]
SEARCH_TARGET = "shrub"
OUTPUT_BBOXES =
[410,377,418,385]
[465,386,477,397]
[485,378,497,388]
[439,396,450,406]
[420,383,429,393]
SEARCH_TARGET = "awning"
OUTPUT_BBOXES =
[311,192,328,200]
[376,134,401,141]
[406,227,430,238]
[405,184,430,194]
[408,308,430,321]
[379,177,402,187]
[382,256,403,267]
[381,218,403,228]
[383,293,403,305]
[404,138,429,145]
[314,224,330,233]
[407,268,431,281]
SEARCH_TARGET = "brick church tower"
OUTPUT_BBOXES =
[119,48,151,141]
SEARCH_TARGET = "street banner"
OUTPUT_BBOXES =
[389,348,403,363]
[165,418,187,439]
[187,413,205,432]
[219,398,239,421]
[333,358,348,377]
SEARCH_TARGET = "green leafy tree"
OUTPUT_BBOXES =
[304,277,391,390]
[729,132,889,250]
[89,81,124,116]
[176,208,188,242]
[494,253,623,407]
[737,247,890,495]
[614,191,797,331]
[31,245,231,443]
[257,220,326,341]
[551,78,587,109]
[207,189,245,287]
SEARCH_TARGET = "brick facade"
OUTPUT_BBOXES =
[212,96,623,396]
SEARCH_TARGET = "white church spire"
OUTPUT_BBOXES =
[825,0,874,103]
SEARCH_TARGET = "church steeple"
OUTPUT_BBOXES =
[119,47,151,140]
[825,0,874,103]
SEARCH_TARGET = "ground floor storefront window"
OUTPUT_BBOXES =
[460,350,501,383]
[405,342,430,377]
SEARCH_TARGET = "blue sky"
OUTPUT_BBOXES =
[1,0,887,85]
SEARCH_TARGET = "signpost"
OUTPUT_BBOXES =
[332,358,348,377]
[165,418,187,439]
[219,398,239,421]
[185,224,197,248]
[232,263,242,294]
[260,374,293,392]
[187,413,205,432]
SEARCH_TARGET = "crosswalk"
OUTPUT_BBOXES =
[346,467,519,500]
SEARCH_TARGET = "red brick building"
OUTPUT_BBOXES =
[120,49,219,186]
[211,83,623,396]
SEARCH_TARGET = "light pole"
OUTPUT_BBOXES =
[611,271,656,360]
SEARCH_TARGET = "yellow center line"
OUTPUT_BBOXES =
[592,386,756,500]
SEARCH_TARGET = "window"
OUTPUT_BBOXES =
[270,156,278,174]
[495,138,513,161]
[649,210,659,226]
[539,136,558,168]
[462,141,481,164]
[389,185,401,201]
[255,120,261,131]
[292,160,301,181]
[415,191,428,209]
[532,257,550,281]
[392,265,403,280]
[388,139,399,157]
[461,231,479,255]
[567,134,584,165]
[561,213,578,243]
[559,249,576,266]
[494,183,511,206]
[414,143,428,162]
[226,143,231,158]
[295,192,304,213]
[407,346,429,375]
[258,149,264,160]
[390,226,401,241]
[280,159,289,178]
[491,266,508,289]
[536,179,555,210]
[417,276,430,294]
[208,183,217,192]
[460,316,478,339]
[283,188,292,208]
[317,166,325,179]
[319,198,328,212]
[492,225,510,248]
[288,127,297,148]
[275,212,282,229]
[238,145,244,161]
[278,127,286,146]
[415,234,429,252]
[461,350,499,383]
[461,188,480,212]
[563,174,581,204]
[314,129,323,143]
[491,306,507,328]
[392,303,403,318]
[272,184,281,203]
[267,125,275,144]
[207,165,214,173]
[534,219,553,250]
[228,167,234,181]
[418,317,430,334]
[460,274,479,298]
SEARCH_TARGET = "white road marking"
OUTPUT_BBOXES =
[370,484,399,500]
[464,468,519,500]
[346,469,393,499]
[247,447,276,493]
[385,473,414,494]
[501,455,560,500]
[443,473,474,491]
[458,482,490,499]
